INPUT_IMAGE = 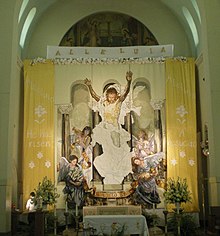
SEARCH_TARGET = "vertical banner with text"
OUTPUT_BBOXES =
[23,60,55,208]
[166,58,198,212]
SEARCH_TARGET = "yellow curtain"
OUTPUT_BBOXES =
[23,60,55,208]
[165,58,198,212]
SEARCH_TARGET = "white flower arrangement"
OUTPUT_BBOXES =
[34,176,60,206]
[163,177,192,204]
[30,57,167,66]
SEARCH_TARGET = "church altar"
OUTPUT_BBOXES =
[83,215,149,236]
[22,57,198,214]
[83,205,142,216]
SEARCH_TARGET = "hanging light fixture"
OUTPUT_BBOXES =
[200,124,209,157]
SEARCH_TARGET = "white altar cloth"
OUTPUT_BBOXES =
[83,205,142,216]
[83,215,149,236]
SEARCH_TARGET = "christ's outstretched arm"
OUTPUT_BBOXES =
[84,78,100,102]
[119,71,133,102]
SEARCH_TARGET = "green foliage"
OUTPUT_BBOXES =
[34,176,60,205]
[168,213,199,236]
[142,212,160,228]
[163,177,192,204]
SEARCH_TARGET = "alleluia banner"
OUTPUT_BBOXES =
[47,45,174,59]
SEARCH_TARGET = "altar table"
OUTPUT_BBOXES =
[83,215,149,236]
[83,205,142,216]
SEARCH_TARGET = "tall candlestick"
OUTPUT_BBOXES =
[76,204,78,216]
[175,202,180,214]
[65,201,68,212]
[54,205,57,217]
[54,204,57,235]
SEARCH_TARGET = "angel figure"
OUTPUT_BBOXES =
[132,153,163,205]
[57,155,85,208]
[71,126,93,187]
[134,129,156,158]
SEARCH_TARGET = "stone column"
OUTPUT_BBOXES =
[58,104,73,158]
[199,0,220,207]
[150,99,164,153]
[92,111,101,157]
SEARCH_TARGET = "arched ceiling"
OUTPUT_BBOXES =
[17,0,202,57]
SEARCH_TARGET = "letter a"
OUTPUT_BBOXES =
[161,47,166,53]
[55,50,61,56]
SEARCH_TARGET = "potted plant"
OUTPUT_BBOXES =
[34,176,60,209]
[163,177,192,236]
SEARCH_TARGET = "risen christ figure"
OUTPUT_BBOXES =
[84,71,132,147]
[84,71,133,184]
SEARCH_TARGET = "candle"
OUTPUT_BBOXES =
[65,201,68,212]
[76,204,78,216]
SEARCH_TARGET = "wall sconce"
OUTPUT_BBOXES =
[200,124,209,157]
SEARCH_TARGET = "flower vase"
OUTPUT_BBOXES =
[175,202,180,214]
[42,204,48,210]
[36,196,43,210]
[175,202,182,236]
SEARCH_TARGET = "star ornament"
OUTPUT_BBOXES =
[179,151,186,158]
[171,159,178,166]
[45,160,51,168]
[188,159,195,166]
[29,161,35,169]
[37,152,43,159]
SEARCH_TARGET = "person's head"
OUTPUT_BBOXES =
[133,157,144,166]
[122,28,129,36]
[30,192,35,199]
[106,87,118,103]
[82,126,92,136]
[138,130,147,140]
[69,155,78,166]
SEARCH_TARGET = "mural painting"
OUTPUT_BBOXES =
[59,12,158,47]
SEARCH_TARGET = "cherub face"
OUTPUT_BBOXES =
[134,159,141,165]
[84,129,90,136]
[71,159,78,166]
[138,130,146,139]
[107,92,117,104]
